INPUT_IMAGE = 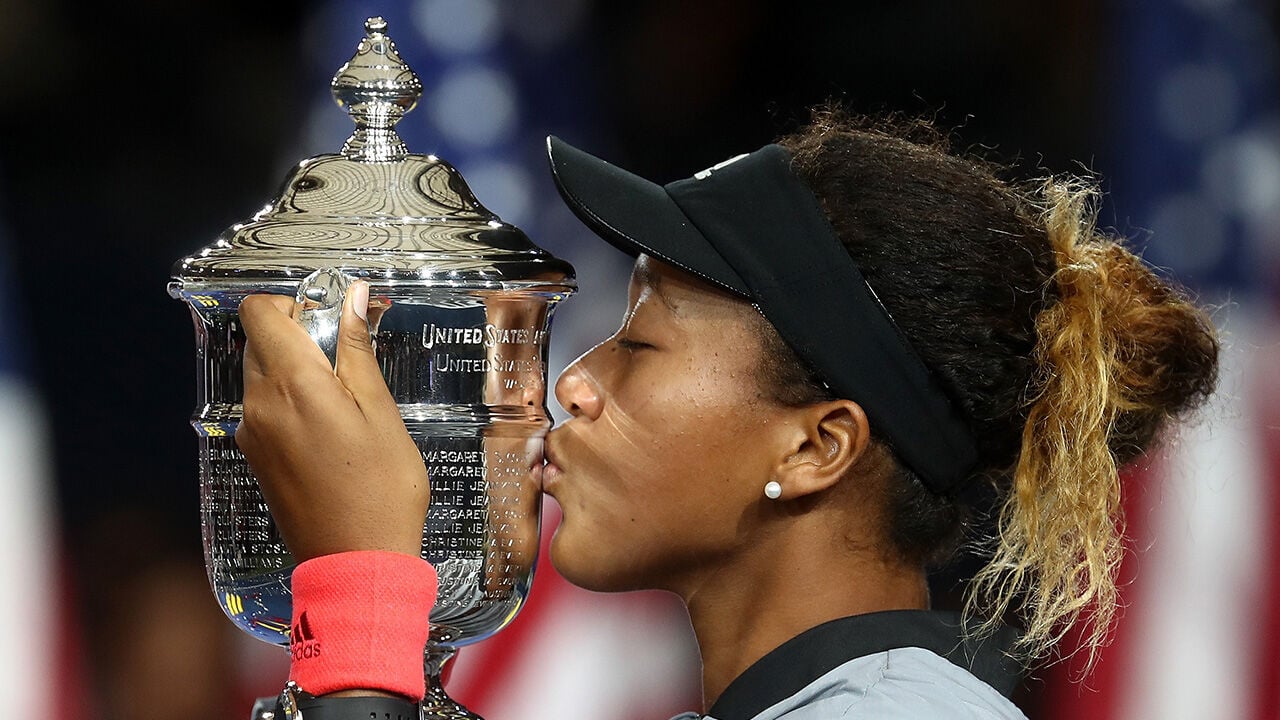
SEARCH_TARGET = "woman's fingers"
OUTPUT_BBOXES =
[239,293,328,382]
[335,281,398,419]
[239,292,351,449]
[235,289,430,562]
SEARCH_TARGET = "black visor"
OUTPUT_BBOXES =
[546,136,978,494]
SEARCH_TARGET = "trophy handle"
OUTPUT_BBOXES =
[295,267,357,367]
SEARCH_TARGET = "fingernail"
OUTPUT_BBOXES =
[351,281,369,321]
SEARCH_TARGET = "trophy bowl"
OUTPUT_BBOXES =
[168,18,576,718]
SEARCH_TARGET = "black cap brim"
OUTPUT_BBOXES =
[545,136,749,295]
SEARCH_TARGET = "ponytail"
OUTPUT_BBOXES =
[968,180,1220,665]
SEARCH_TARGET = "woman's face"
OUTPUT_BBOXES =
[544,254,796,593]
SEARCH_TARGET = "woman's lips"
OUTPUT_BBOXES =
[542,440,565,493]
[542,460,564,492]
[526,437,546,488]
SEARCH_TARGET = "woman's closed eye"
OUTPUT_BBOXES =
[616,336,654,351]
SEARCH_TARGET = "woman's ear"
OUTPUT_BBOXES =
[770,399,871,500]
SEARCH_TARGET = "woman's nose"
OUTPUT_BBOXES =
[555,354,603,420]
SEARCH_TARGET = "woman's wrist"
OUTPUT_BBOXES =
[288,550,438,701]
[264,681,422,720]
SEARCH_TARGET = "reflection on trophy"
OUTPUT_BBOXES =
[168,17,575,719]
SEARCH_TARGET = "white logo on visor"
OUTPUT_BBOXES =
[694,153,749,180]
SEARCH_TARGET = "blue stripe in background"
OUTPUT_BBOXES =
[296,1,603,234]
[1109,0,1280,299]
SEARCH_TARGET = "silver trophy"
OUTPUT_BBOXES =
[168,18,575,718]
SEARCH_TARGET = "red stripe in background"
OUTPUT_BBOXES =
[447,503,701,719]
[448,505,575,714]
[55,555,92,720]
[1038,462,1159,720]
[1251,328,1280,720]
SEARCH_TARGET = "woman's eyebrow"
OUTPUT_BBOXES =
[631,262,661,293]
[631,263,681,316]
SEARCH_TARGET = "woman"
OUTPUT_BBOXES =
[235,109,1221,719]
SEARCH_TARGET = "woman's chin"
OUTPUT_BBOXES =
[548,527,638,593]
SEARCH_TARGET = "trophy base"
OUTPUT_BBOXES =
[421,691,486,720]
[247,634,489,718]
[248,694,481,720]
[423,636,486,719]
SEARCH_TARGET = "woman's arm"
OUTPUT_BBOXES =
[236,284,436,703]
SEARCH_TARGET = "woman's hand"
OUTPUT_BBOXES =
[235,282,428,562]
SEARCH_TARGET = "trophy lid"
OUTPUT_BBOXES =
[171,17,574,294]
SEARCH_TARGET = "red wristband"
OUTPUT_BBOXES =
[288,551,438,700]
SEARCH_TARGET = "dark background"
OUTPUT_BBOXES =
[0,1,1271,718]
[0,0,1104,544]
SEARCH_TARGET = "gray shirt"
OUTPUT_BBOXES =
[670,611,1027,720]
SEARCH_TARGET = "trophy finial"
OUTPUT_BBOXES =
[331,17,423,162]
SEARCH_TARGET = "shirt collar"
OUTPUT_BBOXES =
[708,610,1023,720]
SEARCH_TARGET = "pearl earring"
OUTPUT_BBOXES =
[764,481,782,500]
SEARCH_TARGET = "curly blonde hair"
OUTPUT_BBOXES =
[968,179,1220,663]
